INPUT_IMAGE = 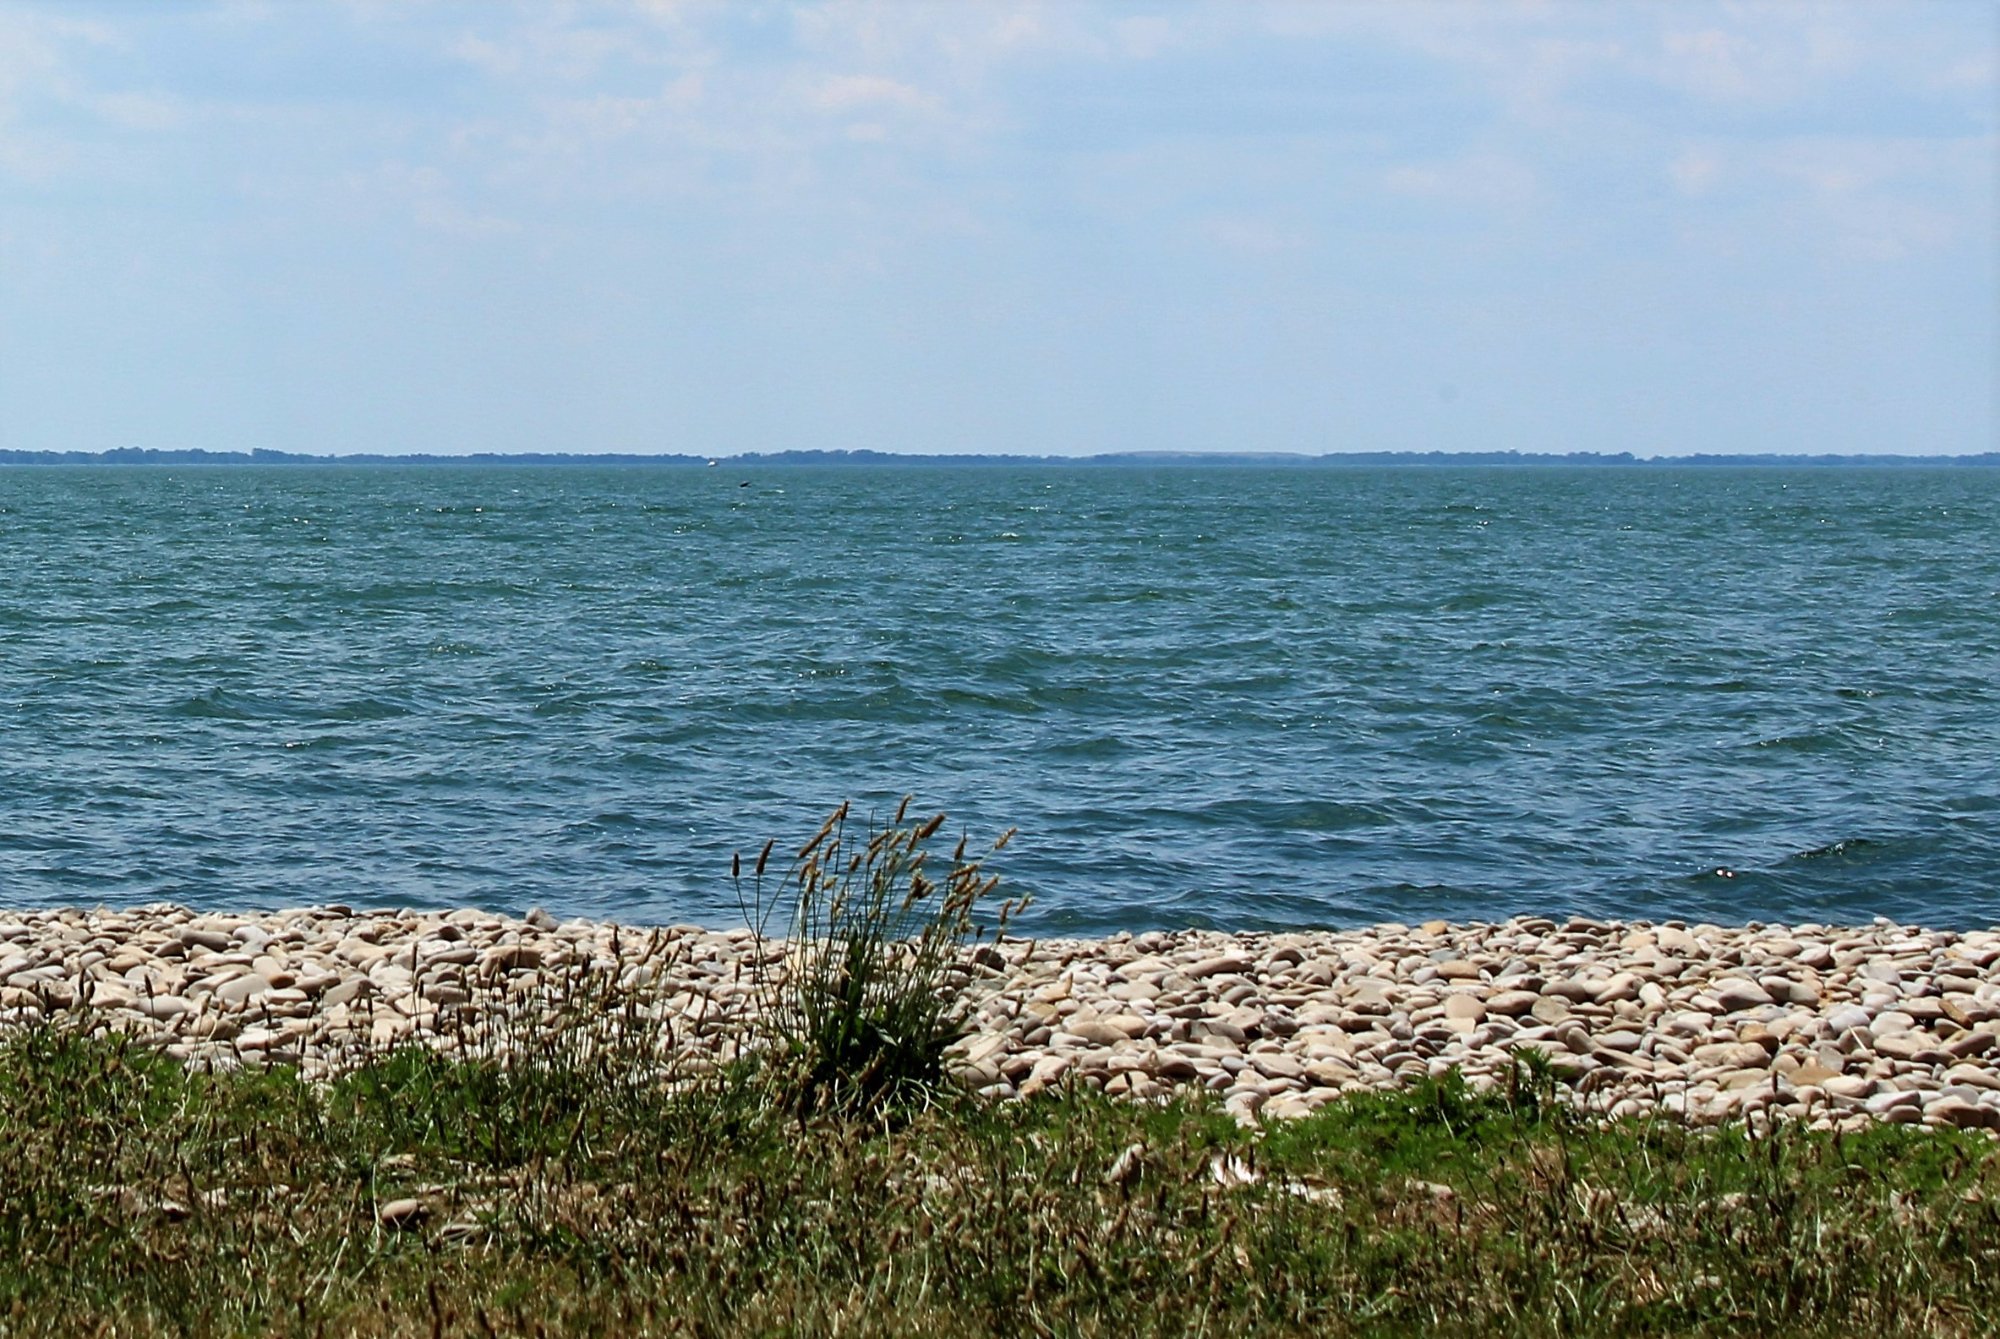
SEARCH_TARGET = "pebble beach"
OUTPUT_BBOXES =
[5,905,1999,1133]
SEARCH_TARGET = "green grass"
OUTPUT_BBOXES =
[737,798,1023,1120]
[0,1023,1996,1337]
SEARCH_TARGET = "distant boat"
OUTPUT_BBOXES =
[706,459,719,467]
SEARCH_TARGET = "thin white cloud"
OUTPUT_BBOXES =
[1383,153,1538,210]
[811,73,938,114]
[1653,19,1863,105]
[1668,147,1722,197]
[1197,213,1309,256]
[0,9,109,180]
[346,161,521,238]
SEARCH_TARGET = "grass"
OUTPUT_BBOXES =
[1,803,1996,1335]
[737,798,1022,1120]
[1,1026,1997,1337]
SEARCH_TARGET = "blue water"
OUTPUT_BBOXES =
[1,464,1995,934]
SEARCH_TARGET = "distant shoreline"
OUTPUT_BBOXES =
[2,447,1996,468]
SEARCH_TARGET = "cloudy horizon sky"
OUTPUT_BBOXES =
[1,1,1994,458]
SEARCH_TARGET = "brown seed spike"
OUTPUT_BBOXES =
[993,827,1017,852]
[755,839,774,879]
[732,850,741,881]
[797,804,847,860]
[915,813,946,841]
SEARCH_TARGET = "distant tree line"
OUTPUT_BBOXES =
[0,446,1993,468]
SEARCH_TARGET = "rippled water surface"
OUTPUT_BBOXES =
[2,464,1996,933]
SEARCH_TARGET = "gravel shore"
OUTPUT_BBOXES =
[4,905,1998,1132]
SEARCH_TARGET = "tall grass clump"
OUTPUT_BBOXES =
[738,798,1022,1119]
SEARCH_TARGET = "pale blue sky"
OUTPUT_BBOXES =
[1,1,1993,457]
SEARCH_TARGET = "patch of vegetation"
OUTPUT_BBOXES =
[738,799,1021,1119]
[0,1027,1997,1336]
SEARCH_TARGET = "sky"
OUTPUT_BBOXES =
[0,1,1994,458]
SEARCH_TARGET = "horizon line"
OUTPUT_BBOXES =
[2,446,1996,468]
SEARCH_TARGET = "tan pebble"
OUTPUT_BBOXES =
[0,985,45,1011]
[1346,978,1391,1007]
[1529,995,1572,1025]
[479,943,544,976]
[1250,1052,1305,1081]
[1768,977,1820,1006]
[378,1198,427,1228]
[1186,955,1252,980]
[370,1016,411,1047]
[1018,1055,1071,1096]
[1262,1093,1314,1120]
[212,976,269,1007]
[1442,995,1485,1022]
[958,1033,1009,1067]
[1540,977,1595,1004]
[1927,1096,1997,1130]
[1711,978,1773,1012]
[83,980,138,1008]
[1943,1064,2000,1092]
[1691,1041,1771,1069]
[321,977,373,1009]
[422,981,469,1006]
[1064,1019,1129,1047]
[1657,927,1702,955]
[1942,997,2000,1026]
[135,995,194,1021]
[1593,973,1643,1005]
[1874,1034,1934,1062]
[1944,1031,1992,1063]
[1736,1023,1781,1053]
[1223,1090,1264,1125]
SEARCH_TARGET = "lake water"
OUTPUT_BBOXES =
[2,463,1995,934]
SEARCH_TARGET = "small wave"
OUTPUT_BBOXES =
[168,689,274,721]
[934,687,1041,715]
[1045,734,1131,759]
[530,693,606,718]
[560,810,642,836]
[1437,588,1517,612]
[1790,837,1887,862]
[1748,732,1843,754]
[1187,798,1394,832]
[314,696,414,723]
